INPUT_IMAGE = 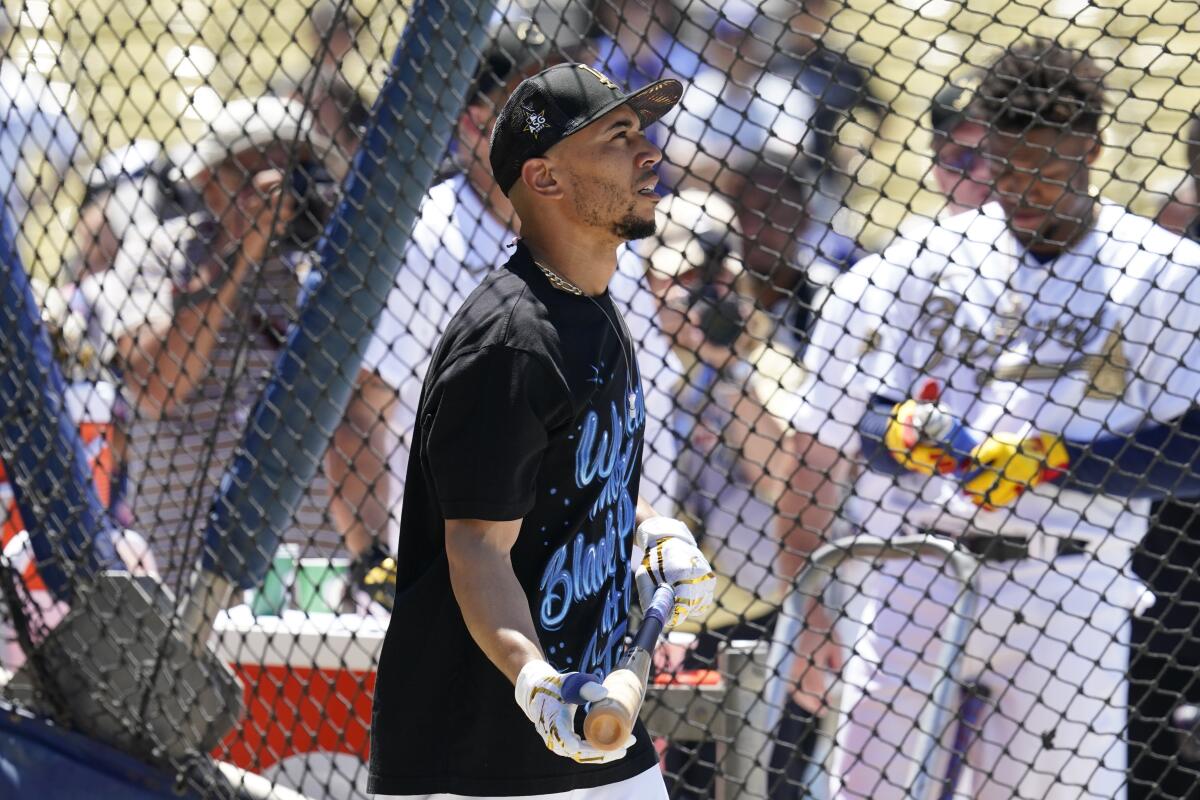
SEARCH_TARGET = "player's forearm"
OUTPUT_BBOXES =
[120,258,251,416]
[856,398,911,476]
[445,518,545,685]
[1058,406,1200,499]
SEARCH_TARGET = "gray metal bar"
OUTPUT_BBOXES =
[719,641,769,800]
[745,534,978,800]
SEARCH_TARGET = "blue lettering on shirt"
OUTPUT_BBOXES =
[537,380,644,676]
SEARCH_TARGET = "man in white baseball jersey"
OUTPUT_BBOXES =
[342,22,680,609]
[793,39,1200,798]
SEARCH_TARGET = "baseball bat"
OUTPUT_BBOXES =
[583,584,674,750]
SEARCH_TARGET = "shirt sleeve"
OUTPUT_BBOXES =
[792,250,919,450]
[424,346,570,521]
[1061,405,1200,500]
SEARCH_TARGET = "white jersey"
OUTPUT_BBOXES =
[795,200,1200,547]
[0,60,80,227]
[363,175,680,514]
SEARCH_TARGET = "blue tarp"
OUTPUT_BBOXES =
[0,698,202,799]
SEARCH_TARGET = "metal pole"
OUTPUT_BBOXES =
[745,534,978,799]
[0,215,119,601]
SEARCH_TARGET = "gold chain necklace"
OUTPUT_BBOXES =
[533,260,584,296]
[531,256,639,418]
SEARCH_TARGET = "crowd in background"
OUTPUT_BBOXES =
[1,0,1200,797]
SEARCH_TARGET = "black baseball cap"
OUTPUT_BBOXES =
[489,63,683,195]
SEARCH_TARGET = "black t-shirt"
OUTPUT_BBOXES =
[368,242,656,796]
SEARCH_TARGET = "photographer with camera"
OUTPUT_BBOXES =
[643,189,821,632]
[79,96,340,577]
[642,189,842,798]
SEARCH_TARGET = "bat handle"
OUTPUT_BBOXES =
[582,585,674,751]
[639,584,675,645]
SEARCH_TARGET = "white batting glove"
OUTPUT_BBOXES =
[515,660,634,763]
[634,517,716,629]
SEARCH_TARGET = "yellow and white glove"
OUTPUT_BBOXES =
[962,432,1069,510]
[885,398,971,476]
[515,660,634,763]
[634,517,716,629]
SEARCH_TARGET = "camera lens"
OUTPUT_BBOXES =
[284,162,337,250]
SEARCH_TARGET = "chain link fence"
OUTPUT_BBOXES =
[1,0,1200,797]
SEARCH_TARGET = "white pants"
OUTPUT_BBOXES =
[374,765,668,800]
[827,545,1149,800]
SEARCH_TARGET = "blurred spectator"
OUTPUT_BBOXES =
[1156,113,1200,238]
[309,0,362,70]
[0,9,82,230]
[79,96,337,580]
[664,0,815,187]
[71,141,173,281]
[638,189,838,799]
[588,0,701,89]
[0,186,161,671]
[765,0,885,176]
[894,77,995,244]
[662,0,883,191]
[283,74,369,180]
[3,142,172,584]
[282,0,371,179]
[719,142,865,355]
[643,190,801,618]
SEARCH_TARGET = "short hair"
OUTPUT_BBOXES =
[973,38,1106,135]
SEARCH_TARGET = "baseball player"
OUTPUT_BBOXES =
[792,38,1200,799]
[367,64,716,799]
[345,23,683,610]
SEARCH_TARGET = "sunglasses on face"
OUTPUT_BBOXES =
[937,147,981,173]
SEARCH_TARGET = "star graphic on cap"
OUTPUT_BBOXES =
[524,109,548,138]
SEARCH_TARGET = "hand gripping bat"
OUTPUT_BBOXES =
[583,584,675,751]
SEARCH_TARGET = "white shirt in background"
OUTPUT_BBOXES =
[0,59,80,226]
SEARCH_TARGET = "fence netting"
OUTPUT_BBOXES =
[2,0,1200,798]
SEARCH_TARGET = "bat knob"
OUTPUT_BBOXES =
[583,668,645,751]
[583,708,626,750]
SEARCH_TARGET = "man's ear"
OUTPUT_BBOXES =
[519,158,563,199]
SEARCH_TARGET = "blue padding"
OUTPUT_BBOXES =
[0,699,203,799]
[0,214,119,601]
